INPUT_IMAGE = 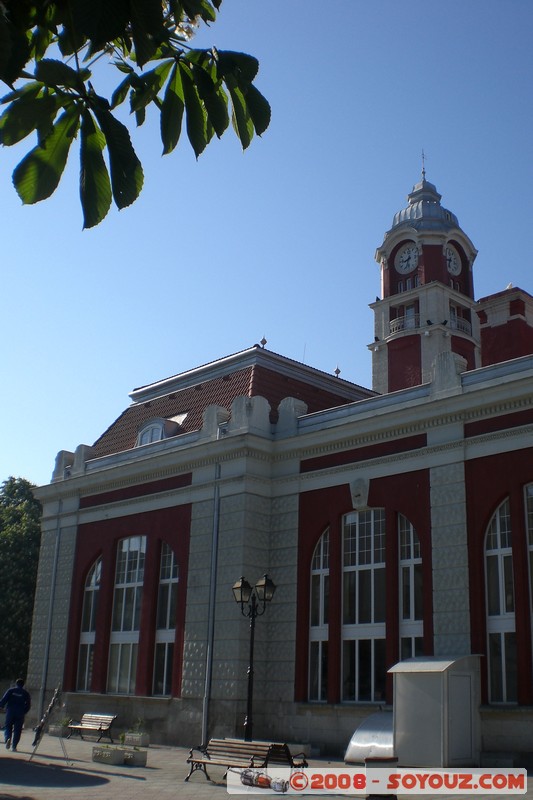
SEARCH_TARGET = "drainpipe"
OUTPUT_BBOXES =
[201,461,221,746]
[39,497,62,720]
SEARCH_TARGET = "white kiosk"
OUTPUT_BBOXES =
[389,655,481,767]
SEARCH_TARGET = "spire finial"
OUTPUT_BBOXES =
[421,148,426,181]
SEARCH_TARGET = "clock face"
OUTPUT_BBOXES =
[446,246,461,275]
[395,243,418,274]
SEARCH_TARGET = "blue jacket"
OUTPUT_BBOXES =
[0,685,31,716]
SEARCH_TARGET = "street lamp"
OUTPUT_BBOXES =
[232,574,276,742]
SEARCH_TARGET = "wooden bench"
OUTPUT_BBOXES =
[67,713,117,743]
[185,737,308,782]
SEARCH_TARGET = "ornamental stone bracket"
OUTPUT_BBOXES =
[349,477,370,511]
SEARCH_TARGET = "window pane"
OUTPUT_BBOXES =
[374,567,386,623]
[358,570,371,624]
[321,642,328,701]
[118,644,131,693]
[401,637,412,661]
[358,640,371,701]
[323,575,329,625]
[414,563,423,620]
[401,565,410,621]
[343,571,356,625]
[358,514,372,565]
[311,575,320,627]
[123,586,135,630]
[169,583,178,627]
[112,588,124,631]
[309,642,319,700]
[157,584,169,629]
[505,632,517,703]
[486,555,500,616]
[489,633,502,702]
[503,555,514,613]
[108,644,119,693]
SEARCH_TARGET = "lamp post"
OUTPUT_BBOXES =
[232,574,276,742]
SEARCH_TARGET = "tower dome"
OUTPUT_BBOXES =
[391,177,459,233]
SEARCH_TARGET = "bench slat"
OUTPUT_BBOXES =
[185,737,308,782]
[67,713,117,743]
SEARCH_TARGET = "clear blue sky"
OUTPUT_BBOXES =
[1,0,532,487]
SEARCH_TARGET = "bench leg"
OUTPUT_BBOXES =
[185,762,211,782]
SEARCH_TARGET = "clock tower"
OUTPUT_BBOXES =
[370,174,480,394]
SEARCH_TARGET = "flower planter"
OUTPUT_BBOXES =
[123,732,150,748]
[123,748,148,767]
[92,746,127,765]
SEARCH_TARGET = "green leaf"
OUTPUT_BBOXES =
[0,92,59,146]
[181,0,216,23]
[129,61,173,113]
[13,105,81,204]
[216,51,259,85]
[0,19,31,87]
[79,110,112,229]
[193,63,228,139]
[93,108,144,209]
[31,26,54,62]
[179,62,207,158]
[34,59,90,89]
[130,0,166,68]
[225,76,253,150]
[160,63,184,154]
[111,75,132,109]
[243,84,271,136]
[68,0,129,50]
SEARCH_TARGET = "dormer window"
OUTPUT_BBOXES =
[138,422,165,446]
[136,416,185,447]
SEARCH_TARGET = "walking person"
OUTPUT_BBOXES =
[0,678,31,752]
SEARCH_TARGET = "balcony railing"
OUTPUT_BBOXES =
[387,315,472,337]
[389,315,420,334]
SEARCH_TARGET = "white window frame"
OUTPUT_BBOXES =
[342,510,386,703]
[108,536,146,695]
[309,529,329,702]
[398,514,423,659]
[485,499,516,703]
[153,543,179,696]
[77,557,102,692]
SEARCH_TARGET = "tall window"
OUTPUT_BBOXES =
[399,514,423,659]
[342,510,386,702]
[77,558,101,691]
[309,529,329,701]
[485,499,516,703]
[108,536,146,694]
[153,543,179,696]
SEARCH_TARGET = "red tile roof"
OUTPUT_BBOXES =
[90,348,373,459]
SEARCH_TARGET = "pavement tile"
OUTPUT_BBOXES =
[0,731,530,800]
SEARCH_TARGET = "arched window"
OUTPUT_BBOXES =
[485,499,516,703]
[309,529,329,701]
[107,536,146,694]
[399,514,423,659]
[153,543,179,696]
[77,557,101,691]
[342,509,386,702]
[137,422,165,446]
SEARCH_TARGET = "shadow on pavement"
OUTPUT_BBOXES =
[0,758,108,790]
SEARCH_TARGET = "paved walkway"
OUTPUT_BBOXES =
[0,731,531,800]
